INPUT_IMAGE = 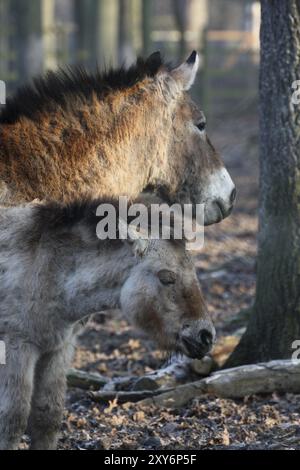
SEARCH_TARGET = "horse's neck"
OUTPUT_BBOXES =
[86,93,170,194]
[0,91,170,203]
[61,241,136,323]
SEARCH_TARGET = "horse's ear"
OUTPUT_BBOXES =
[132,238,149,257]
[128,224,149,257]
[119,219,149,257]
[170,50,200,91]
[145,51,162,70]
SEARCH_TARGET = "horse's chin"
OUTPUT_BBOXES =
[182,349,206,360]
[157,341,205,360]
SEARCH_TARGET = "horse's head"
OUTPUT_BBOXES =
[150,51,236,225]
[120,237,215,359]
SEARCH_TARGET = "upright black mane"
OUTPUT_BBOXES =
[0,52,166,125]
[30,197,185,246]
[32,198,125,235]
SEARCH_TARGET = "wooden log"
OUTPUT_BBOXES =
[67,355,215,394]
[89,388,174,404]
[140,359,300,408]
[102,355,215,392]
[67,368,108,390]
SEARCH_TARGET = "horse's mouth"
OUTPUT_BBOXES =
[204,199,234,226]
[215,200,234,221]
[160,331,212,360]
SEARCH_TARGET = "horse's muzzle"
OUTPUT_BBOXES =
[180,328,214,359]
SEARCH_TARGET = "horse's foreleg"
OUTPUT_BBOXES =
[28,341,75,450]
[0,339,37,450]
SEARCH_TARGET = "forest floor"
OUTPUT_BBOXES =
[44,112,300,450]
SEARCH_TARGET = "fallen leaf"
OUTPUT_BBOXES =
[104,397,119,414]
[222,427,230,446]
[128,339,141,350]
[77,418,87,428]
[133,411,145,422]
[212,336,240,365]
[111,415,126,426]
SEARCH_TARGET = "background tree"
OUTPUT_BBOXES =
[141,0,152,57]
[41,0,57,71]
[74,0,94,69]
[118,0,134,65]
[75,0,119,69]
[11,0,57,79]
[0,0,9,81]
[173,0,190,59]
[95,0,119,67]
[226,0,300,367]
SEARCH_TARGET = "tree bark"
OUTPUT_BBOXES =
[226,0,300,367]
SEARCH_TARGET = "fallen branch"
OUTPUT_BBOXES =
[89,388,174,404]
[67,368,108,390]
[102,355,216,392]
[132,355,214,389]
[66,355,215,394]
[140,359,300,408]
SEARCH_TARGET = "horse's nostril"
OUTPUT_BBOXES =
[199,329,213,347]
[230,187,237,204]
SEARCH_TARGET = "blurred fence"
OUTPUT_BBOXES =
[0,0,260,120]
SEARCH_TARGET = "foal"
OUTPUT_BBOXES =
[0,199,215,450]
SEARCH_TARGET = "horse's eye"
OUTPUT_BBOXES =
[196,122,206,132]
[157,269,177,285]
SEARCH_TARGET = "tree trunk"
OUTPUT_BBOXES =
[11,0,57,80]
[74,0,93,68]
[141,0,152,57]
[0,0,10,83]
[173,0,189,60]
[95,0,119,68]
[226,0,300,367]
[118,0,135,66]
[41,0,57,71]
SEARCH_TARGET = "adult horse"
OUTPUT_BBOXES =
[0,51,235,224]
